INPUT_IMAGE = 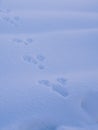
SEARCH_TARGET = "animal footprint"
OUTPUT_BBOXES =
[26,38,34,44]
[23,38,34,45]
[38,78,68,98]
[36,54,46,70]
[23,54,46,70]
[23,55,38,64]
[36,54,46,62]
[52,83,68,97]
[0,8,20,26]
[13,38,34,45]
[38,64,45,70]
[38,80,51,87]
[57,77,67,86]
[13,38,23,43]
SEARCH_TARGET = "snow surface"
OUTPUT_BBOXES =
[0,0,98,130]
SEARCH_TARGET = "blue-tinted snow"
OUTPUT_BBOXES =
[0,0,98,130]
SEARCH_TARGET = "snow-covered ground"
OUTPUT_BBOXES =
[0,0,98,130]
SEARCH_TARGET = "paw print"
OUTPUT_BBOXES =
[38,77,68,97]
[23,54,46,70]
[13,38,34,45]
[0,8,20,26]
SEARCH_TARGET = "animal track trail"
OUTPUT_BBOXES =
[0,8,20,26]
[13,38,34,46]
[23,54,46,70]
[38,77,68,98]
[12,37,47,71]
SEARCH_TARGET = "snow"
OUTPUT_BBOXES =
[0,0,98,130]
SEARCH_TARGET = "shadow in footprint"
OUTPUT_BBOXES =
[23,55,38,64]
[38,80,51,87]
[0,9,20,26]
[38,64,45,70]
[13,38,23,44]
[13,38,34,45]
[38,79,68,98]
[52,84,68,97]
[23,38,34,45]
[36,54,46,62]
[57,77,67,86]
[26,38,34,44]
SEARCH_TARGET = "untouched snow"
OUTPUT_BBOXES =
[0,0,98,130]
